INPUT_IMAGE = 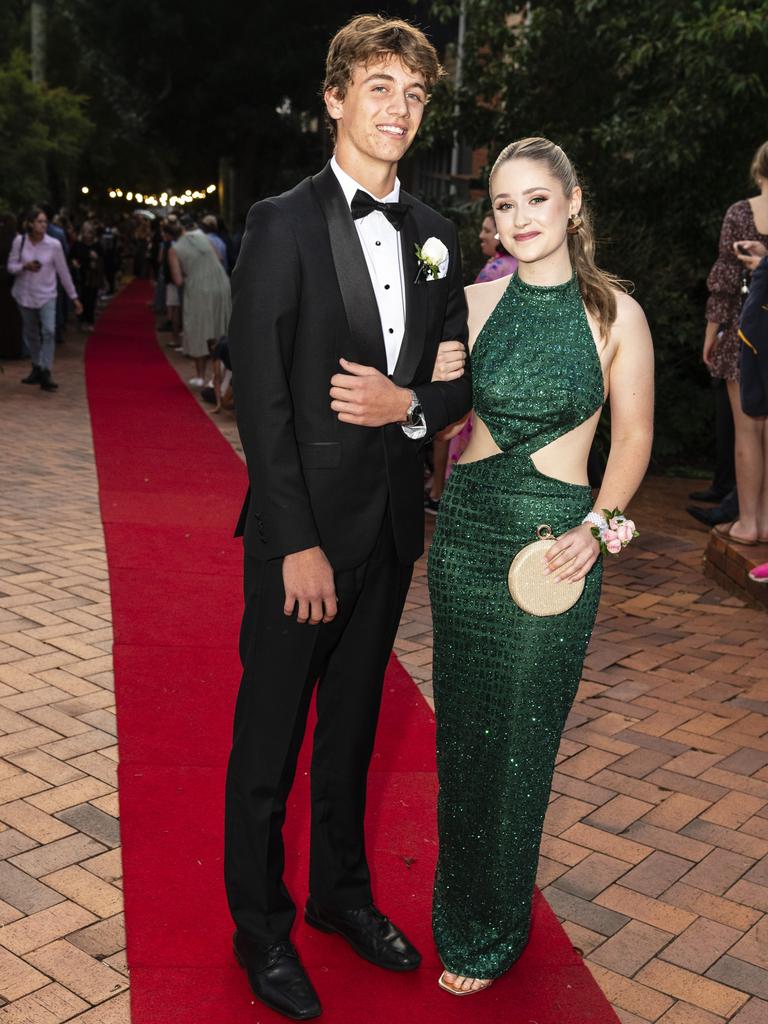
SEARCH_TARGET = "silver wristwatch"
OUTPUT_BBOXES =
[404,389,425,428]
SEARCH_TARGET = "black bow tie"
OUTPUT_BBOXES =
[350,190,411,231]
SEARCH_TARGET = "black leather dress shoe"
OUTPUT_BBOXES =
[686,505,734,527]
[305,899,421,972]
[688,487,728,503]
[39,368,58,392]
[233,933,321,1020]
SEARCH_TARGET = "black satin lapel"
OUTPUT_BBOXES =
[311,164,387,373]
[392,203,428,386]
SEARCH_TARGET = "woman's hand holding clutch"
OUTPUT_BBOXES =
[543,524,600,583]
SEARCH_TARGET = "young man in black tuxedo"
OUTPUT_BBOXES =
[224,15,471,1020]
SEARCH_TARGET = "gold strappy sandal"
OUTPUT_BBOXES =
[438,970,494,996]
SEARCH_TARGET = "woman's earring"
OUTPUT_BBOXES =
[567,214,583,234]
[494,232,500,240]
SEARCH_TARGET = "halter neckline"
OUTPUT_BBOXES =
[507,271,578,297]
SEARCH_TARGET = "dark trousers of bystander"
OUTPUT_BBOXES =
[713,377,736,497]
[80,286,98,326]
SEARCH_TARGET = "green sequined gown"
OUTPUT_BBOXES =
[428,272,605,979]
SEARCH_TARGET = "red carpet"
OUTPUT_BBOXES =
[86,281,619,1022]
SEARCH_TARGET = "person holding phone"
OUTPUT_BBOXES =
[703,141,768,544]
[6,205,82,392]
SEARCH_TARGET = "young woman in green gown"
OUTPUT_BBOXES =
[427,137,654,995]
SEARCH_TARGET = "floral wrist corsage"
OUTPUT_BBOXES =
[583,508,638,556]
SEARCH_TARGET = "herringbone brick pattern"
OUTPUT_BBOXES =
[0,319,128,1023]
[2,306,768,1023]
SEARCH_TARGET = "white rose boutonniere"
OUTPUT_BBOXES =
[414,236,449,283]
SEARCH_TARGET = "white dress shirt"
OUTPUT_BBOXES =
[330,156,407,374]
[330,158,425,438]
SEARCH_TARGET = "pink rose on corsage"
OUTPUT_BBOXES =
[617,522,634,544]
[587,507,639,557]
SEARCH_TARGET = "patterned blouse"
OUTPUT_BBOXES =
[475,253,518,284]
[706,199,768,380]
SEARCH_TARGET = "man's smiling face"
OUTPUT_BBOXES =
[325,55,427,168]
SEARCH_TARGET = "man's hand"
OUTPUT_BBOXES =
[73,299,83,317]
[432,340,466,382]
[283,546,337,625]
[330,358,410,426]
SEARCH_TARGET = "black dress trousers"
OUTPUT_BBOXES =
[223,510,413,946]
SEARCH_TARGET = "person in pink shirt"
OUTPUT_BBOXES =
[474,212,518,283]
[6,206,82,392]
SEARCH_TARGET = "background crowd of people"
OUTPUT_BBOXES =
[1,203,241,398]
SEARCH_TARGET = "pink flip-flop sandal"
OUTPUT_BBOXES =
[748,562,768,583]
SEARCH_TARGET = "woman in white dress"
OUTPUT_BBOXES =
[170,217,231,385]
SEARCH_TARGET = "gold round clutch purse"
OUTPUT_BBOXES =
[507,524,584,617]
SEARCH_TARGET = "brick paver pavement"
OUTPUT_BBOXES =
[1,308,767,1023]
[0,317,127,1023]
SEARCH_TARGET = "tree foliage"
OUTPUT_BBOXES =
[1,1,443,207]
[0,50,91,214]
[12,1,425,202]
[425,0,768,466]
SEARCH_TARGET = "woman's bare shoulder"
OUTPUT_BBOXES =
[465,276,509,350]
[612,288,649,330]
[465,275,509,308]
[609,287,654,364]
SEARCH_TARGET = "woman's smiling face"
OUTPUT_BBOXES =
[491,157,580,266]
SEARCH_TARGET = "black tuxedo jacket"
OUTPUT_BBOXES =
[228,161,472,570]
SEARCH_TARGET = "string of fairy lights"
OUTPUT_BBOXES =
[79,183,218,208]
